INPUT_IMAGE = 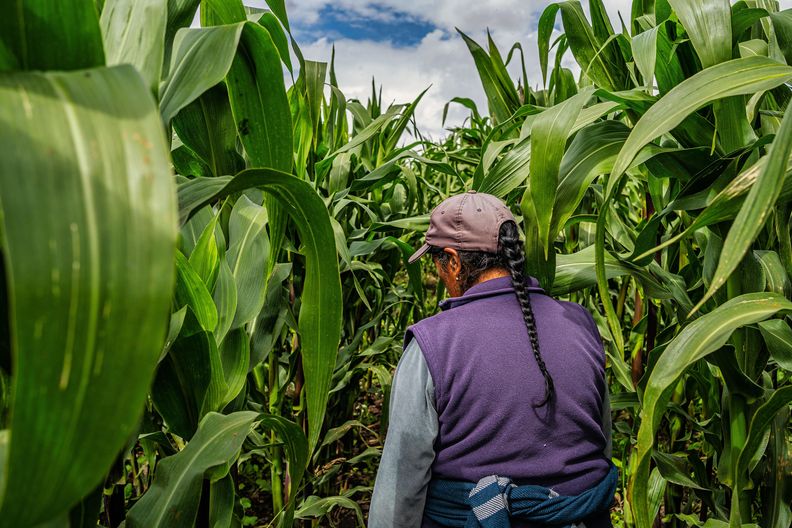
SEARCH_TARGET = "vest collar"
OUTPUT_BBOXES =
[439,275,545,311]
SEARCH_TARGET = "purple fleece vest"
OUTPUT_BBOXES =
[405,276,609,496]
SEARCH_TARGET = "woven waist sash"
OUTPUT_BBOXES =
[424,463,618,528]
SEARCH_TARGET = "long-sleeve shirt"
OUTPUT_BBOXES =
[368,338,613,528]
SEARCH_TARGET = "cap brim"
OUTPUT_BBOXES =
[407,243,431,264]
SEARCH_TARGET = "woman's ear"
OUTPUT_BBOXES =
[443,248,461,275]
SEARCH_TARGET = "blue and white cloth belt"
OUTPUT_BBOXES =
[425,463,618,528]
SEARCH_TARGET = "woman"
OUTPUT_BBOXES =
[369,191,615,528]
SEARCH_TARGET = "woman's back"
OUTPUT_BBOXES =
[406,275,609,496]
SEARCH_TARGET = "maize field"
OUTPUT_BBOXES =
[1,0,792,526]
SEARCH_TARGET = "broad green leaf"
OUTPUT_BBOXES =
[632,26,660,90]
[208,474,235,528]
[731,386,792,526]
[551,120,629,241]
[693,94,792,314]
[189,214,221,291]
[163,0,201,74]
[546,2,628,91]
[227,195,270,329]
[185,168,342,453]
[219,329,249,406]
[552,245,671,299]
[100,0,167,92]
[755,250,792,296]
[250,262,291,368]
[160,23,244,124]
[175,250,219,332]
[127,411,258,528]
[212,255,237,344]
[178,178,231,225]
[152,311,216,439]
[631,293,792,528]
[200,0,245,26]
[759,319,792,370]
[667,0,758,153]
[0,65,175,524]
[0,0,104,72]
[227,22,293,172]
[256,12,293,73]
[669,0,732,68]
[527,88,592,255]
[611,57,792,185]
[172,83,245,177]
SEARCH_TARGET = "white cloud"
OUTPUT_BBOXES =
[268,1,792,138]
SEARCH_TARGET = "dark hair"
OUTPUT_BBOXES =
[429,221,555,407]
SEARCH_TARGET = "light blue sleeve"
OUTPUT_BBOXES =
[368,338,438,528]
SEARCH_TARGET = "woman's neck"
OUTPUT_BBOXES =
[472,267,510,286]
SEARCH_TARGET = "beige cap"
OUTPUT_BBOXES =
[408,190,516,263]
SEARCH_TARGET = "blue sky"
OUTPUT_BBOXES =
[239,0,792,138]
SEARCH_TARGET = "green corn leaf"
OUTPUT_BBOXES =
[458,29,519,123]
[160,23,245,124]
[550,2,628,91]
[219,329,250,406]
[758,319,792,371]
[184,168,342,454]
[550,120,629,242]
[669,0,732,68]
[208,474,235,528]
[175,250,219,332]
[631,293,792,528]
[255,12,293,73]
[100,0,167,92]
[200,0,245,26]
[731,385,792,527]
[257,415,309,527]
[227,195,270,329]
[213,255,237,344]
[152,310,217,439]
[0,65,176,524]
[163,0,201,74]
[1,0,105,72]
[295,496,364,527]
[632,26,660,90]
[127,411,258,528]
[692,92,792,314]
[527,88,592,256]
[188,214,221,291]
[226,22,293,172]
[172,83,245,177]
[668,0,755,151]
[611,56,792,186]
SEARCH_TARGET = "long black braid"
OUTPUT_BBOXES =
[429,221,555,407]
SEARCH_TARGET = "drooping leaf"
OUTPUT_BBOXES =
[0,65,176,524]
[185,169,342,454]
[127,411,258,528]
